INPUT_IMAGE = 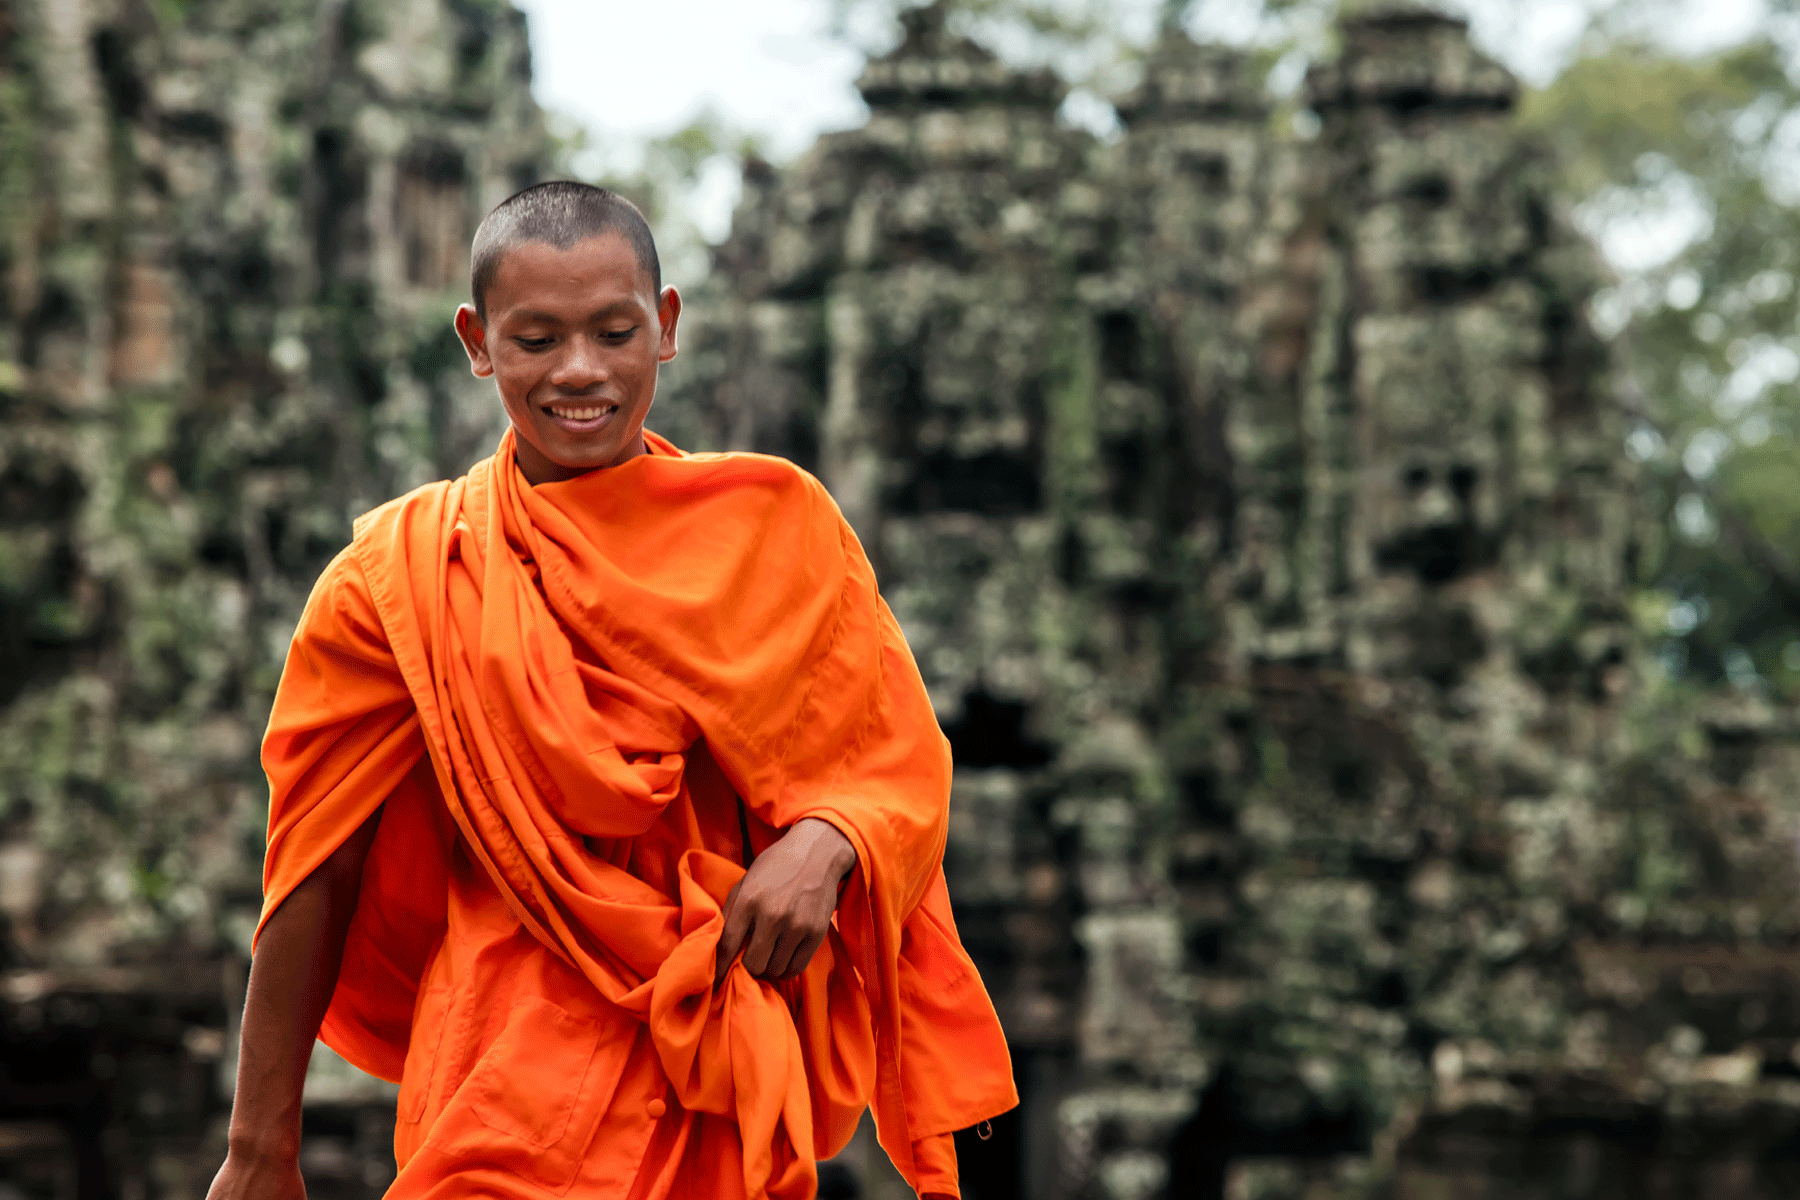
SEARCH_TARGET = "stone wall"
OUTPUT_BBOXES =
[8,1,1800,1198]
[662,4,1800,1198]
[0,0,543,1194]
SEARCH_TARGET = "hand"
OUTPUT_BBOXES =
[205,1148,307,1200]
[713,817,857,986]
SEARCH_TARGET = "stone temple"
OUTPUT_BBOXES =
[8,1,1800,1197]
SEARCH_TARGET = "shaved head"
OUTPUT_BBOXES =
[470,181,661,320]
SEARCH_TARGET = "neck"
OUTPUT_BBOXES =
[513,433,649,486]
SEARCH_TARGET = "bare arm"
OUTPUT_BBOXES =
[207,808,383,1200]
[713,816,857,987]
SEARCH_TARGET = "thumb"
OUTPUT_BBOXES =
[713,878,747,989]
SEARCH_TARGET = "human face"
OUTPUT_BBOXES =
[453,233,680,485]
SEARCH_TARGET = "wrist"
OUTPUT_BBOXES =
[796,817,857,880]
[227,1124,301,1165]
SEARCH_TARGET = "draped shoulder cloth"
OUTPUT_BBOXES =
[259,430,1016,1199]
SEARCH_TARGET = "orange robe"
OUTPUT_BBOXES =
[257,429,1016,1199]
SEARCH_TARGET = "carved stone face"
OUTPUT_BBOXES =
[1351,311,1512,588]
[1371,452,1486,585]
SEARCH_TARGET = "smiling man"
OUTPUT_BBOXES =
[207,182,1015,1200]
[460,187,671,479]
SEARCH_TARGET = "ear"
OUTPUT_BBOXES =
[656,286,682,364]
[454,304,495,378]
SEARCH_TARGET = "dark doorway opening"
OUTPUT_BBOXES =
[1164,1065,1369,1199]
[941,691,1055,769]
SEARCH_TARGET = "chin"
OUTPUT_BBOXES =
[508,410,647,483]
[550,445,625,472]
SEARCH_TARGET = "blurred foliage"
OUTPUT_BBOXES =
[1519,0,1800,698]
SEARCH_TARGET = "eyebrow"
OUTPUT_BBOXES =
[508,302,644,326]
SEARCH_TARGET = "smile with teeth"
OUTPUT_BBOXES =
[546,402,618,420]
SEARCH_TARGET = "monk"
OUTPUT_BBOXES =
[205,181,1016,1200]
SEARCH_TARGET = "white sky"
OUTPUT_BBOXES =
[512,0,867,163]
[512,0,1770,245]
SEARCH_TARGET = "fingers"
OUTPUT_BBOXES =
[771,929,825,981]
[740,914,780,978]
[756,925,805,981]
[713,880,748,988]
[739,914,826,982]
[714,823,848,988]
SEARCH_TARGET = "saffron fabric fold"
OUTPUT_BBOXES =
[259,429,1016,1199]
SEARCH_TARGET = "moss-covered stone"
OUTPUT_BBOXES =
[0,0,546,1190]
[9,0,1800,1195]
[656,3,1800,1195]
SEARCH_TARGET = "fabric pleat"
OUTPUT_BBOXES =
[259,430,1016,1199]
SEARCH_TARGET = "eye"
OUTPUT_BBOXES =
[514,336,554,350]
[601,328,637,342]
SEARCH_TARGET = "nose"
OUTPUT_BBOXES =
[1412,482,1458,526]
[548,334,608,391]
